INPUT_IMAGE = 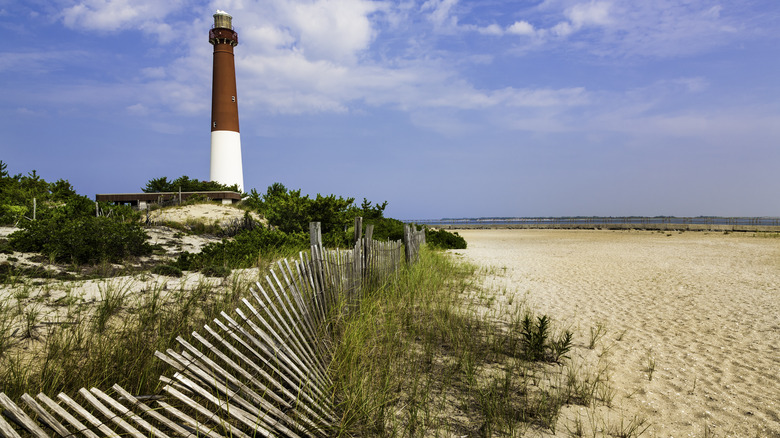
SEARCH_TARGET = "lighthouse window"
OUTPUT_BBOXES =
[213,121,217,128]
[232,96,236,102]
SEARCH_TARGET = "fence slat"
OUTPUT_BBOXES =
[0,393,50,438]
[155,400,225,438]
[19,394,70,438]
[78,388,145,438]
[111,385,196,438]
[36,393,100,438]
[88,388,170,438]
[57,393,118,438]
[0,407,22,438]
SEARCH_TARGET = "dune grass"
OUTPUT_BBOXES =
[1,245,624,436]
[329,247,610,436]
[0,269,263,399]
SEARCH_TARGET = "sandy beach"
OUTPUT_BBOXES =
[452,229,779,437]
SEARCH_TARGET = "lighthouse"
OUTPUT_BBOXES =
[209,10,244,192]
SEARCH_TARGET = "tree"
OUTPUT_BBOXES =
[257,183,355,242]
[360,198,388,220]
[142,175,240,193]
[50,179,77,201]
[142,176,171,193]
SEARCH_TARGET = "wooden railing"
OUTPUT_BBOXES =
[0,219,427,438]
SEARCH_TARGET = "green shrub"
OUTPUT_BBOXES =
[201,265,231,278]
[142,175,239,193]
[175,226,308,272]
[152,264,183,277]
[425,228,467,250]
[520,315,573,363]
[0,262,13,283]
[0,239,12,255]
[9,216,152,264]
[364,217,405,242]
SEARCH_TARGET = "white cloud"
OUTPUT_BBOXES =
[421,0,459,31]
[284,0,380,63]
[554,1,743,57]
[241,26,296,53]
[60,0,186,41]
[550,21,573,37]
[44,0,768,135]
[477,24,503,36]
[126,103,147,114]
[507,21,535,36]
[141,67,166,79]
[566,1,611,27]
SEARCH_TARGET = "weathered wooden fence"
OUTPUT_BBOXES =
[0,219,426,438]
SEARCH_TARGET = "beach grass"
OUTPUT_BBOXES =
[0,267,265,399]
[330,247,607,436]
[1,244,617,435]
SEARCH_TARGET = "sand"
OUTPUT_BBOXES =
[451,229,779,437]
[146,203,263,228]
[0,204,263,346]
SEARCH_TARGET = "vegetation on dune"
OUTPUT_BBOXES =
[426,227,467,249]
[0,165,634,435]
[174,226,308,272]
[8,196,152,264]
[0,160,80,225]
[2,161,152,265]
[142,175,240,193]
[2,162,466,279]
[331,249,599,436]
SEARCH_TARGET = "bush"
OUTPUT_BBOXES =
[9,216,152,264]
[364,217,405,242]
[0,239,12,255]
[142,175,239,193]
[152,264,183,277]
[425,228,467,250]
[0,263,13,283]
[201,265,231,278]
[175,226,308,272]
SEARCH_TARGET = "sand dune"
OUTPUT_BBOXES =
[452,229,779,437]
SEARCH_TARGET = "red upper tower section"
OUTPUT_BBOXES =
[209,10,239,133]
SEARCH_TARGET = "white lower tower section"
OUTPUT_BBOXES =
[210,130,244,192]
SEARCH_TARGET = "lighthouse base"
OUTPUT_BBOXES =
[210,130,244,192]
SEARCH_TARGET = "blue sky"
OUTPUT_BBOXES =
[1,0,778,219]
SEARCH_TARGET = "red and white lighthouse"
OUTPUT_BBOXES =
[209,10,244,192]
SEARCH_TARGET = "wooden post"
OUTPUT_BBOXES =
[364,224,374,283]
[309,222,326,305]
[352,217,363,299]
[309,222,322,249]
[403,223,411,263]
[353,217,363,245]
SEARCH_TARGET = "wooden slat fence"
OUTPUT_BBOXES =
[0,219,427,438]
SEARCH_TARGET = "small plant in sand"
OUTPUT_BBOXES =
[519,314,573,362]
[22,305,41,339]
[604,414,651,437]
[0,298,15,353]
[644,350,656,381]
[588,321,607,349]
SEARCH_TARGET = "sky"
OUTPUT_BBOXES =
[1,0,779,219]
